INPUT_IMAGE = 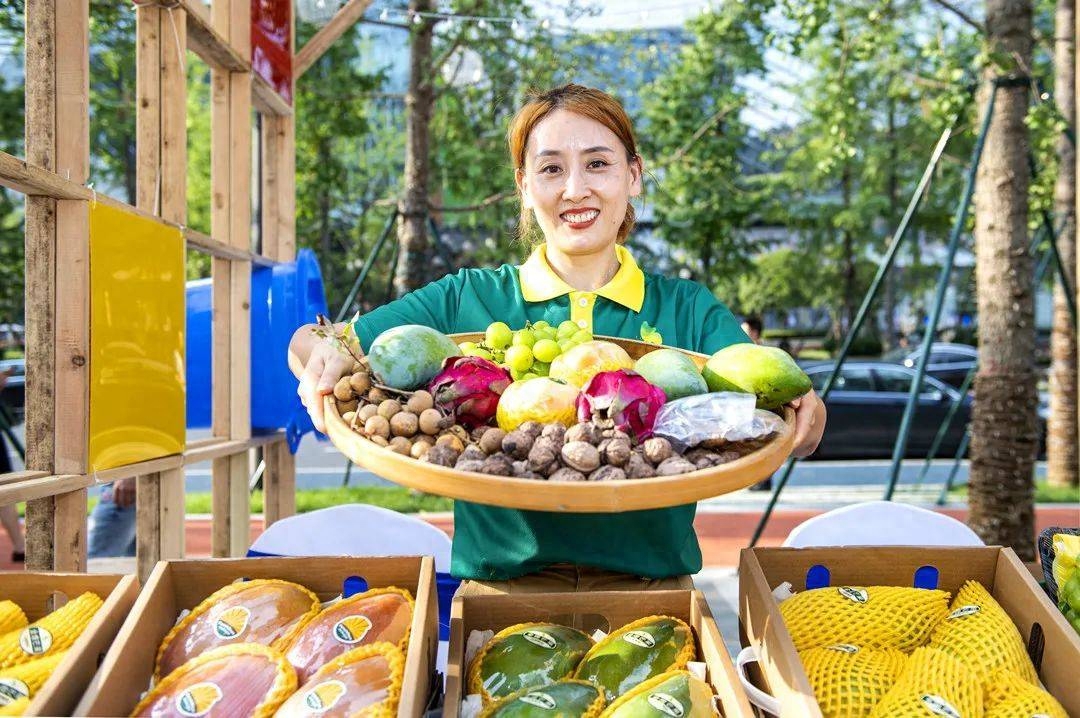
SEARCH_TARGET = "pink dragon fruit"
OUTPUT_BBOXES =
[427,356,512,429]
[576,369,667,441]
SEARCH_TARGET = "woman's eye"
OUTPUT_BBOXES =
[540,165,561,175]
[588,160,610,169]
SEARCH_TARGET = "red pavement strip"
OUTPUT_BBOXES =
[0,506,1075,571]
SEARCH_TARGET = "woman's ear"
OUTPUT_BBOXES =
[516,168,533,210]
[628,154,643,198]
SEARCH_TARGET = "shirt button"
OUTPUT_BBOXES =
[577,319,588,328]
[578,297,588,307]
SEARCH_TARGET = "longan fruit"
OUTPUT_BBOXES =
[390,411,419,437]
[349,371,372,395]
[364,414,391,439]
[436,434,465,453]
[377,399,402,420]
[358,404,379,422]
[388,436,412,455]
[406,390,434,414]
[419,409,444,435]
[333,377,354,402]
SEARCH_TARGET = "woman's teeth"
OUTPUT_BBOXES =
[563,210,599,223]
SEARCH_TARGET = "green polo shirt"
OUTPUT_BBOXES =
[353,244,749,580]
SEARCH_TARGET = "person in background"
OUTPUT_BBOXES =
[87,477,136,558]
[740,315,763,344]
[0,368,24,562]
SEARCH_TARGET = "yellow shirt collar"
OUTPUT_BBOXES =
[519,243,645,312]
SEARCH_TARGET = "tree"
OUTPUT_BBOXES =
[968,0,1038,559]
[1046,0,1077,488]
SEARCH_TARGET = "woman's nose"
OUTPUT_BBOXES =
[561,166,591,202]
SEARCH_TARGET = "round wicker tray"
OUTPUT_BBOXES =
[323,335,795,512]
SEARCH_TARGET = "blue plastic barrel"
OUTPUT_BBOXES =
[186,249,328,450]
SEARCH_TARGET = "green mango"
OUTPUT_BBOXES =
[366,324,461,390]
[600,671,715,718]
[633,349,708,401]
[574,617,694,701]
[484,680,606,718]
[471,624,594,701]
[701,343,812,409]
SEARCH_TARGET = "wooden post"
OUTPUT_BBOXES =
[263,440,295,527]
[23,0,90,572]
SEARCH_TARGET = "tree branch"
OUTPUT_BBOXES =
[926,0,985,34]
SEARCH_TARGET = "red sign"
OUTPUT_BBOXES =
[251,0,292,104]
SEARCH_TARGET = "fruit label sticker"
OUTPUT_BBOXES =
[176,681,223,717]
[948,605,981,619]
[519,691,558,709]
[623,630,657,649]
[213,606,251,639]
[920,694,962,718]
[18,626,52,656]
[522,630,559,650]
[0,678,29,706]
[333,615,373,644]
[838,587,869,603]
[827,644,860,653]
[647,692,686,718]
[303,680,347,713]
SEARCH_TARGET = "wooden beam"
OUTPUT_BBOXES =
[294,0,374,78]
[183,0,248,73]
[184,433,285,464]
[0,474,92,506]
[0,471,50,487]
[93,454,183,485]
[252,75,293,117]
[263,440,295,527]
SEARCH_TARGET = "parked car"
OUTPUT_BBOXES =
[803,360,1046,460]
[0,358,24,425]
[881,342,978,389]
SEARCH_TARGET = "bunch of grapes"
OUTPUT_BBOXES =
[459,320,593,381]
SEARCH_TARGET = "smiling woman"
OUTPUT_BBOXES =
[288,84,827,590]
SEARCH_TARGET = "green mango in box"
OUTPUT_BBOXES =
[482,680,606,718]
[600,670,715,718]
[574,616,695,701]
[633,349,708,401]
[701,343,811,409]
[469,623,594,702]
[366,324,461,390]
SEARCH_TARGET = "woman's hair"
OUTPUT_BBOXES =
[507,84,640,244]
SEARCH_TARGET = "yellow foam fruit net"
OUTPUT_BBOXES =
[928,581,1037,685]
[779,585,950,653]
[984,669,1067,718]
[868,646,982,718]
[798,644,907,718]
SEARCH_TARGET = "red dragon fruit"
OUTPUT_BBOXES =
[576,369,667,441]
[427,356,512,429]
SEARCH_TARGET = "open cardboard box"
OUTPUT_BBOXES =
[738,546,1080,717]
[75,556,438,717]
[0,571,139,716]
[444,589,755,717]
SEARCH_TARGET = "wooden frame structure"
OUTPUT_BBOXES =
[0,0,311,580]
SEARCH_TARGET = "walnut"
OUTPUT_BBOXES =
[527,440,559,474]
[549,467,587,482]
[625,453,657,479]
[589,465,627,482]
[459,444,487,463]
[604,439,632,467]
[454,459,486,473]
[656,456,697,476]
[471,425,490,442]
[435,434,465,453]
[609,429,631,444]
[716,450,741,464]
[480,453,515,476]
[685,448,725,469]
[424,444,459,467]
[541,423,567,444]
[479,428,507,455]
[561,441,601,473]
[501,430,535,459]
[643,437,674,465]
[518,421,545,438]
[565,422,602,445]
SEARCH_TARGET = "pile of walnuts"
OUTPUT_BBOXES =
[332,362,753,481]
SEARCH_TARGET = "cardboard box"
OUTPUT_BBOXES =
[444,589,755,717]
[739,546,1080,717]
[0,571,139,717]
[76,556,438,717]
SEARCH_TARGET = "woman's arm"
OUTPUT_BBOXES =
[789,389,826,458]
[289,322,357,433]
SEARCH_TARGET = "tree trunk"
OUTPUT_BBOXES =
[394,0,435,297]
[1047,0,1078,488]
[969,0,1038,560]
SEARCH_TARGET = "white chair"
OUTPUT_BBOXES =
[782,500,984,548]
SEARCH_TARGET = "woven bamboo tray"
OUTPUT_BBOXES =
[324,335,796,512]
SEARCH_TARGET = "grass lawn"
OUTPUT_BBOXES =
[949,480,1079,504]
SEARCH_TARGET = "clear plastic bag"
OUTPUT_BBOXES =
[652,392,786,452]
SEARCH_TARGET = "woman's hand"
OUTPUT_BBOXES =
[787,389,826,458]
[289,322,356,433]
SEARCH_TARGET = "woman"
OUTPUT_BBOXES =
[289,84,826,591]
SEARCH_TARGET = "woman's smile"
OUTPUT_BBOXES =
[560,207,601,229]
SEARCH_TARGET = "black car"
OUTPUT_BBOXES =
[881,342,978,389]
[802,361,972,460]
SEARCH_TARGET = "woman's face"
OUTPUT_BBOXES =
[517,109,642,256]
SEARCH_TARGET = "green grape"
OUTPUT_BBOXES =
[459,341,478,353]
[532,320,551,331]
[643,332,663,345]
[534,327,557,342]
[472,348,494,361]
[510,367,528,381]
[571,329,593,344]
[512,329,536,347]
[486,322,513,349]
[556,320,579,339]
[505,345,534,372]
[491,349,505,363]
[532,338,561,363]
[533,361,550,377]
[521,372,540,381]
